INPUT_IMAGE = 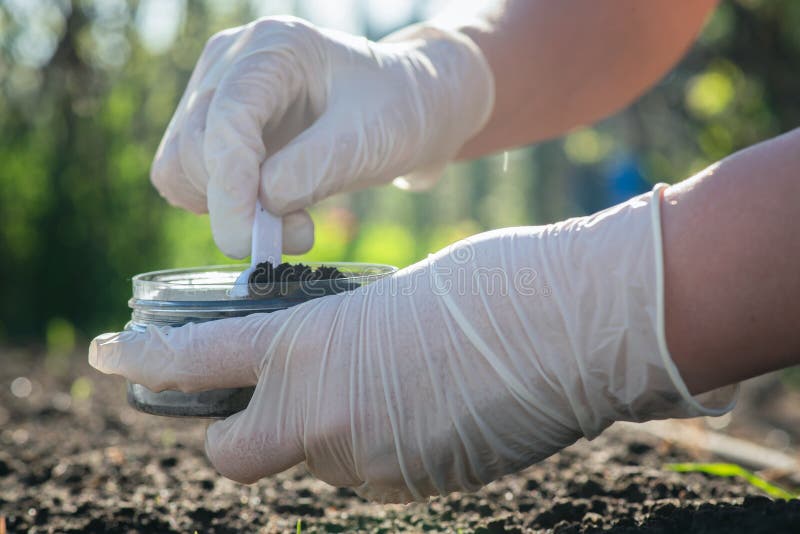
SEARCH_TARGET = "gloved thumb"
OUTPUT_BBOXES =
[281,209,315,255]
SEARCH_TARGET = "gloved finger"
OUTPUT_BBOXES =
[282,209,314,255]
[150,31,238,215]
[205,385,306,484]
[177,89,215,198]
[88,315,268,393]
[259,113,357,216]
[204,45,306,259]
[151,132,208,214]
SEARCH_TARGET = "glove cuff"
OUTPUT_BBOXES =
[381,23,495,191]
[586,184,738,436]
[553,185,738,440]
[648,183,739,418]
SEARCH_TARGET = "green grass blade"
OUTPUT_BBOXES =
[666,462,796,500]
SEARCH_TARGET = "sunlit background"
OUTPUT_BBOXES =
[2,0,800,350]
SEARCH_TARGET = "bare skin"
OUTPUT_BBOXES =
[662,128,800,394]
[453,0,719,158]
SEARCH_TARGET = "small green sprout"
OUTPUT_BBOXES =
[666,462,797,500]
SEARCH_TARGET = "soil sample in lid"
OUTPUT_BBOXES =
[247,261,354,299]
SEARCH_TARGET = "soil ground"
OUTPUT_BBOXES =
[2,349,799,533]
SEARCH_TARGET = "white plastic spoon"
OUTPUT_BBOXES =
[230,201,282,298]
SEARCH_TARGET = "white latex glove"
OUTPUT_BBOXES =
[151,16,494,258]
[89,185,735,502]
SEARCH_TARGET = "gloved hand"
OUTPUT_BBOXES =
[151,15,494,258]
[89,186,735,502]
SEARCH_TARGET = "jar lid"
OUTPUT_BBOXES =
[129,262,397,316]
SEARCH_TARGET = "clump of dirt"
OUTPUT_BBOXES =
[2,351,800,533]
[247,262,349,299]
[247,262,345,286]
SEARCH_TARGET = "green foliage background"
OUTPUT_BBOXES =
[1,0,799,346]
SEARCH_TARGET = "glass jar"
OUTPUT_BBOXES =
[125,262,396,417]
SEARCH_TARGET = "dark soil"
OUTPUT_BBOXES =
[248,262,345,286]
[2,350,800,533]
[247,262,349,300]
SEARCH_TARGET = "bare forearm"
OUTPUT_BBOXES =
[445,0,717,159]
[663,128,800,394]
